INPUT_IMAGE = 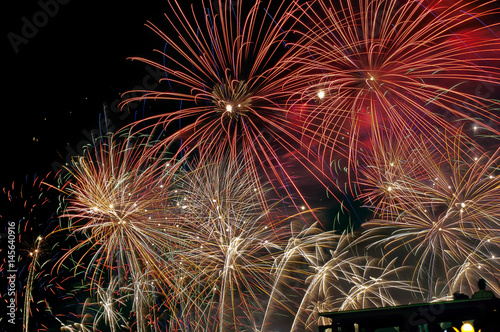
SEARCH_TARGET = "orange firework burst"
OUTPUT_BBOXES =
[286,0,500,179]
[120,0,336,212]
[53,135,182,289]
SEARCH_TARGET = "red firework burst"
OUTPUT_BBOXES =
[120,0,339,212]
[286,0,500,181]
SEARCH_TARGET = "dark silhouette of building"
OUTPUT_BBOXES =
[318,298,500,332]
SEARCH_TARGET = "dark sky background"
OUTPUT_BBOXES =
[3,0,172,186]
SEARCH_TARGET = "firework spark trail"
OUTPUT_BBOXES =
[446,236,500,298]
[289,231,362,331]
[260,224,363,331]
[262,222,336,328]
[53,266,164,332]
[0,173,62,331]
[121,270,159,332]
[23,234,43,332]
[90,277,130,332]
[331,257,414,311]
[119,0,342,214]
[286,0,500,183]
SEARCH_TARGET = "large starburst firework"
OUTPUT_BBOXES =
[360,133,500,299]
[286,0,500,179]
[120,0,335,211]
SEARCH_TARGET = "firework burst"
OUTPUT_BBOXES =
[286,0,500,179]
[52,135,186,300]
[360,134,500,299]
[120,0,337,212]
[161,155,295,331]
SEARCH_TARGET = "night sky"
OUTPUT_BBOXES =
[4,0,170,185]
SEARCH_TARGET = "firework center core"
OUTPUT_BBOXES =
[212,79,251,119]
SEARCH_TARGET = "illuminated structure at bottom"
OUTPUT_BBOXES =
[318,298,499,332]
